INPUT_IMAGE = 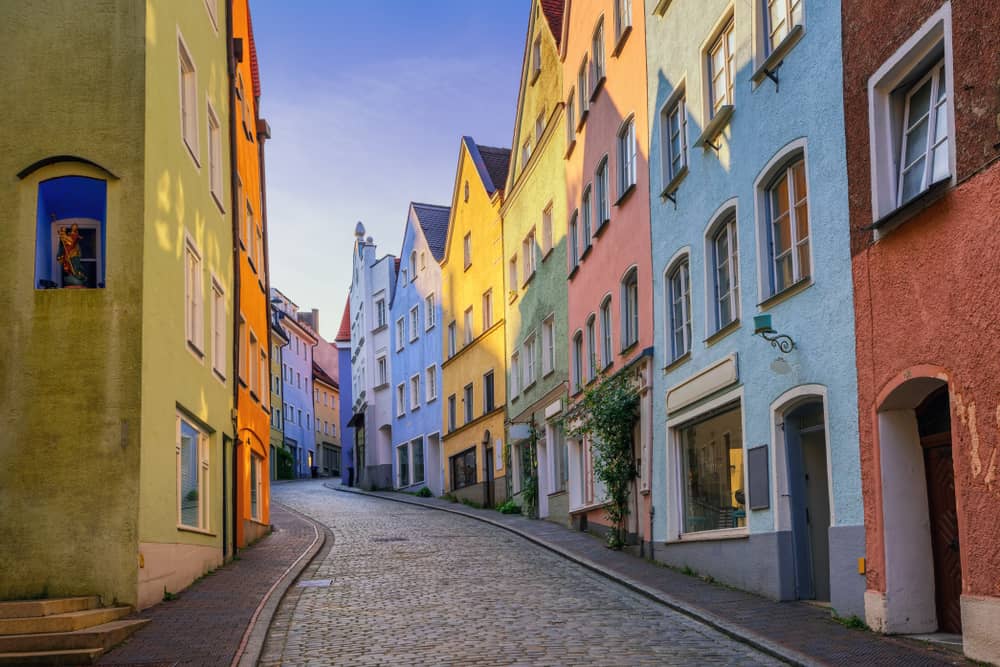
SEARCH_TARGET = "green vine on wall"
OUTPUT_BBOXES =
[520,421,539,518]
[563,371,640,549]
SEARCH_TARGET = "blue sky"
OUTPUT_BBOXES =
[252,1,530,339]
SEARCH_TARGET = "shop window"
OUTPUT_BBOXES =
[451,447,477,490]
[35,176,107,289]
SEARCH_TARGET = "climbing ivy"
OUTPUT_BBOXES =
[563,370,640,549]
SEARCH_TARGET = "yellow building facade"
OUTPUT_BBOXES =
[440,138,511,507]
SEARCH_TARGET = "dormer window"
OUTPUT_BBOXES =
[35,176,107,289]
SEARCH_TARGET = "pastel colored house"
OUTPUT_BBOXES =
[0,0,234,612]
[270,313,290,479]
[272,288,318,478]
[232,0,272,548]
[502,0,572,523]
[841,1,1000,660]
[347,224,398,490]
[440,137,511,507]
[560,0,656,545]
[646,0,864,616]
[313,361,341,477]
[334,298,356,485]
[390,203,450,494]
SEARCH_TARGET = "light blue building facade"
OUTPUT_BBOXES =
[646,0,864,617]
[389,203,450,495]
[271,288,319,478]
[334,298,355,485]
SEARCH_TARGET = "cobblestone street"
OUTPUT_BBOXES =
[261,480,782,666]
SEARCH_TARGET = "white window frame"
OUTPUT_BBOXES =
[463,232,472,269]
[535,109,546,143]
[590,20,606,95]
[376,297,387,329]
[705,201,741,333]
[600,296,613,369]
[376,354,388,386]
[577,57,589,118]
[425,293,436,330]
[464,307,474,344]
[410,374,420,411]
[447,321,457,358]
[541,204,553,256]
[585,315,597,382]
[617,116,637,199]
[207,102,223,210]
[706,15,735,118]
[620,267,639,350]
[569,211,580,269]
[572,331,584,393]
[897,63,950,207]
[176,414,210,531]
[249,330,260,399]
[510,350,521,398]
[395,317,405,351]
[521,228,537,285]
[204,0,219,30]
[566,90,577,145]
[614,0,632,44]
[763,0,803,55]
[178,33,199,165]
[761,152,810,297]
[665,253,692,362]
[210,276,225,379]
[250,453,262,521]
[409,305,420,342]
[184,233,204,356]
[542,314,555,376]
[524,332,537,388]
[532,34,543,79]
[482,289,493,330]
[660,86,688,192]
[425,365,438,402]
[595,157,610,227]
[396,383,406,417]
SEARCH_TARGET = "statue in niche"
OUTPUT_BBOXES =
[56,222,88,287]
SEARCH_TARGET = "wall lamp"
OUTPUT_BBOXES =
[753,314,795,353]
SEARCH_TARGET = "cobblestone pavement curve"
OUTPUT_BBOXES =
[261,480,784,666]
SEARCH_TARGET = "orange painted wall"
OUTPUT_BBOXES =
[233,0,270,546]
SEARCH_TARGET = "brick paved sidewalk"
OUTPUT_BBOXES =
[100,500,322,667]
[334,485,970,667]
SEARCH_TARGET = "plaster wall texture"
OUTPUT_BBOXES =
[440,138,509,493]
[0,0,146,604]
[278,313,317,477]
[314,375,340,474]
[390,206,446,491]
[561,0,653,537]
[269,333,287,467]
[337,342,355,480]
[842,1,1000,628]
[647,0,863,608]
[503,0,570,437]
[232,0,271,546]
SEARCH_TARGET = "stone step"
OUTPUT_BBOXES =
[0,608,131,636]
[0,618,149,654]
[0,647,103,665]
[0,598,99,620]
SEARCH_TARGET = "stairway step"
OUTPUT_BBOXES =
[0,647,102,665]
[0,598,99,620]
[0,618,150,653]
[0,608,131,636]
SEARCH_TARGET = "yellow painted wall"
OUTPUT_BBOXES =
[441,139,508,492]
[137,0,233,608]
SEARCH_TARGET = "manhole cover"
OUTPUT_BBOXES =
[371,537,409,542]
[297,579,332,587]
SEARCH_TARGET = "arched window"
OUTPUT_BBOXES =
[409,251,417,281]
[617,115,637,197]
[708,209,739,331]
[594,157,610,229]
[764,157,810,294]
[620,267,639,350]
[35,176,108,289]
[586,314,597,382]
[666,257,691,361]
[569,210,580,269]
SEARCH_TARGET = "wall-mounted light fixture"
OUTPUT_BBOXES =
[753,314,795,353]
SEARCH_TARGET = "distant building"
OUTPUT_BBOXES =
[272,288,318,477]
[269,314,290,480]
[334,298,355,485]
[313,351,341,478]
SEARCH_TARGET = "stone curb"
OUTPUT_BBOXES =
[330,484,817,667]
[232,501,328,667]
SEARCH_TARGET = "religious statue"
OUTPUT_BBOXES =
[57,222,88,286]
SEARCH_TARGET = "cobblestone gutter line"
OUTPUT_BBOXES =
[329,484,813,667]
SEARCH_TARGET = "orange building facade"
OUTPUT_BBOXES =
[232,0,272,548]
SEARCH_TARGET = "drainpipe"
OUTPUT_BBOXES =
[226,0,241,561]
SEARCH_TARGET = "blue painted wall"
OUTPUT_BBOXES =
[646,0,863,615]
[279,315,317,478]
[337,342,354,483]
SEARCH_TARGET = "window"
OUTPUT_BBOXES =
[463,232,472,269]
[376,298,386,328]
[184,236,204,354]
[600,297,613,368]
[522,140,532,169]
[178,35,198,161]
[711,214,740,330]
[595,159,610,227]
[662,93,688,188]
[676,402,745,533]
[249,332,259,397]
[396,317,405,351]
[425,365,437,402]
[463,383,474,424]
[586,315,597,382]
[581,186,593,249]
[409,251,417,280]
[250,454,262,521]
[177,415,209,530]
[409,305,420,341]
[420,252,427,270]
[483,370,495,413]
[246,201,256,270]
[541,204,553,256]
[532,35,542,79]
[410,374,420,410]
[464,307,474,344]
[569,212,580,269]
[617,117,637,197]
[621,268,639,350]
[542,315,555,376]
[765,0,803,54]
[535,110,546,143]
[397,442,410,488]
[377,355,388,386]
[35,177,107,290]
[464,181,470,203]
[210,278,225,378]
[668,259,692,360]
[524,334,537,387]
[482,290,494,330]
[590,21,605,95]
[509,255,519,293]
[447,321,457,358]
[614,0,632,43]
[522,229,537,284]
[448,394,457,431]
[510,351,520,397]
[412,438,425,485]
[207,103,223,208]
[577,58,589,117]
[708,18,735,117]
[425,293,436,330]
[898,62,950,205]
[566,91,576,145]
[572,332,584,393]
[204,0,219,29]
[259,349,268,408]
[451,448,477,490]
[254,224,263,271]
[765,159,810,294]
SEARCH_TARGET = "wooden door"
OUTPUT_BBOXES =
[923,438,962,633]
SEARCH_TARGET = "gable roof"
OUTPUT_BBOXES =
[312,361,339,389]
[540,0,565,47]
[334,297,351,343]
[476,144,513,195]
[412,203,451,262]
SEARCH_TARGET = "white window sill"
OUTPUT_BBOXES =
[667,527,748,544]
[177,524,216,537]
[695,105,734,151]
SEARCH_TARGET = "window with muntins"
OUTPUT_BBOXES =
[483,370,495,413]
[524,334,537,387]
[708,19,735,117]
[577,58,589,116]
[586,315,597,382]
[178,36,198,161]
[765,0,803,54]
[464,307,474,344]
[677,402,746,533]
[463,383,474,423]
[668,260,692,360]
[617,117,637,197]
[425,366,437,402]
[409,305,419,341]
[591,21,605,94]
[566,91,576,144]
[595,159,610,226]
[765,158,810,294]
[600,297,613,367]
[662,95,688,187]
[572,332,584,392]
[712,214,740,330]
[185,236,204,355]
[451,447,477,490]
[376,298,386,328]
[542,316,555,376]
[569,212,580,268]
[396,317,405,351]
[615,0,632,42]
[541,205,553,255]
[463,232,472,269]
[447,321,456,357]
[410,251,417,280]
[208,103,223,208]
[510,351,520,397]
[621,269,639,350]
[898,61,950,205]
[35,176,107,289]
[581,186,593,248]
[177,415,209,530]
[425,293,435,330]
[482,290,493,330]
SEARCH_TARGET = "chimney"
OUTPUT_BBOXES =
[311,308,319,333]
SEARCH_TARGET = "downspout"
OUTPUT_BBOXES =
[257,67,274,520]
[226,0,240,561]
